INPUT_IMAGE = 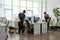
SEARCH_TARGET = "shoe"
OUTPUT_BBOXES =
[22,33,25,35]
[16,33,20,34]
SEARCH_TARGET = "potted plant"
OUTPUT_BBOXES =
[53,7,60,21]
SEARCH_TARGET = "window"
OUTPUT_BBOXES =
[33,8,38,17]
[0,4,2,8]
[13,7,19,20]
[20,0,26,7]
[0,8,2,17]
[27,1,32,7]
[26,10,33,17]
[20,7,26,12]
[0,5,4,17]
[3,0,39,20]
[5,9,12,20]
[13,0,19,6]
[0,0,2,4]
[13,7,19,14]
[4,0,12,6]
[33,2,38,8]
[4,6,12,9]
[27,7,32,10]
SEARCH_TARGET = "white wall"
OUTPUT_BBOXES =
[47,0,60,20]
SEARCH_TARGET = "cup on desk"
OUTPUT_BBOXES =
[42,20,45,22]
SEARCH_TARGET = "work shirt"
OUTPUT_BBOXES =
[44,14,50,22]
[44,14,49,18]
[18,13,25,21]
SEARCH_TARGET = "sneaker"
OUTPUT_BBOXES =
[16,33,20,34]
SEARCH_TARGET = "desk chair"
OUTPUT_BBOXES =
[56,22,60,30]
[49,21,53,30]
[49,21,57,30]
[5,21,9,40]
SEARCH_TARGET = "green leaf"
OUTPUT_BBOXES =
[53,7,60,17]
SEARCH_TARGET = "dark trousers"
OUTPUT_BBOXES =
[47,22,49,31]
[45,19,50,31]
[18,22,22,33]
[22,26,25,33]
[18,21,25,33]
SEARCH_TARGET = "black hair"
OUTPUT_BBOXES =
[23,10,26,13]
[44,12,46,14]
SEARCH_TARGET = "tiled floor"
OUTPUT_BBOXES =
[7,31,60,40]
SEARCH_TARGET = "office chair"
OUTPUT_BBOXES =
[5,21,9,40]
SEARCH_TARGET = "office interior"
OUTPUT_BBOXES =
[0,0,60,40]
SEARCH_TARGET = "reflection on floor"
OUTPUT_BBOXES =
[8,31,60,40]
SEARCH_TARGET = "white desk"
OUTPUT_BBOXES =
[33,23,40,35]
[31,22,47,35]
[0,23,5,40]
[42,22,47,33]
[14,21,47,35]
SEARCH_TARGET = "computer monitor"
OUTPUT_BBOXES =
[0,17,6,22]
[34,17,39,23]
[26,17,39,23]
[27,17,31,21]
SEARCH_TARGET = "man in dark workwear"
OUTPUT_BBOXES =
[44,12,51,31]
[18,10,26,34]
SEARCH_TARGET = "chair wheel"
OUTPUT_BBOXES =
[6,35,8,40]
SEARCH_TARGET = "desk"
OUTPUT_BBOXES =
[33,23,40,35]
[41,22,47,33]
[31,22,47,35]
[0,23,5,40]
[14,21,47,35]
